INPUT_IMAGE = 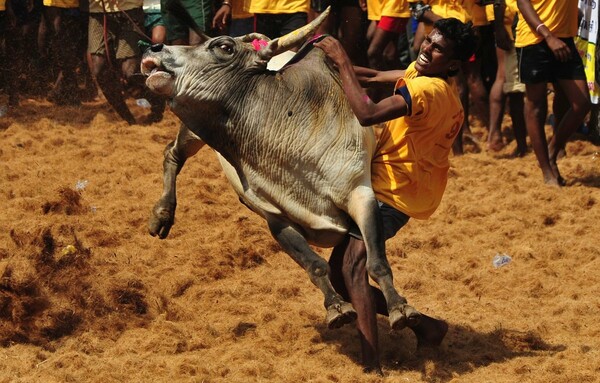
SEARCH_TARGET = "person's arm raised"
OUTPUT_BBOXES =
[315,37,408,126]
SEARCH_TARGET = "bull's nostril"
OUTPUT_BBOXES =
[151,44,164,52]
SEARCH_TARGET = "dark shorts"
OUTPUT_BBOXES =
[229,16,253,37]
[88,8,144,60]
[144,11,164,30]
[311,0,360,13]
[348,201,410,241]
[254,12,307,38]
[8,0,43,25]
[517,38,586,84]
[161,0,212,41]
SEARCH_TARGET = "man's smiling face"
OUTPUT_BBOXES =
[415,29,459,78]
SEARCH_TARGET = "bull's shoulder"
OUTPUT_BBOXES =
[277,47,334,78]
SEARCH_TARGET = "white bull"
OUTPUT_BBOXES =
[141,7,420,358]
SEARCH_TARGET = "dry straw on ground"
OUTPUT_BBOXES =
[1,98,599,382]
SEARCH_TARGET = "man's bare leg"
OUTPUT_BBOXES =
[330,237,381,374]
[524,82,560,185]
[548,78,591,183]
[329,237,448,369]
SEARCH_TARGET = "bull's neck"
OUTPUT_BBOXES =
[176,62,333,169]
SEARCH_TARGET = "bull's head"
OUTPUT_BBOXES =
[141,8,330,98]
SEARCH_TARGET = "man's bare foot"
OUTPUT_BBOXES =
[548,161,566,186]
[486,140,505,152]
[543,174,563,187]
[409,314,448,349]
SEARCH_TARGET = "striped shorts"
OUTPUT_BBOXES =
[88,8,145,60]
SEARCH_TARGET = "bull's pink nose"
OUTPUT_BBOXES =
[151,44,164,52]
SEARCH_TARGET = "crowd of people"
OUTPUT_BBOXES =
[0,0,597,173]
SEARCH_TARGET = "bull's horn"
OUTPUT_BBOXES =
[258,6,331,60]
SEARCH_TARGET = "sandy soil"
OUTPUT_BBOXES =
[1,97,599,383]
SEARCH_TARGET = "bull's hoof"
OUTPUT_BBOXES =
[326,302,357,329]
[389,304,422,331]
[413,316,448,349]
[363,365,384,376]
[148,204,175,239]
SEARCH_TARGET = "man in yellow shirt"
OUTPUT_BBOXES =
[487,0,527,155]
[516,0,591,186]
[366,0,410,72]
[410,0,490,156]
[316,17,475,373]
[249,0,310,38]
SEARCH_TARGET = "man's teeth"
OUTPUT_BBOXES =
[419,54,429,63]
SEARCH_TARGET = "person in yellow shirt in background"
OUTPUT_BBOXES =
[315,18,476,374]
[365,0,410,71]
[212,0,254,36]
[516,0,591,186]
[309,0,368,66]
[486,0,527,155]
[43,0,83,105]
[410,0,487,155]
[249,0,309,38]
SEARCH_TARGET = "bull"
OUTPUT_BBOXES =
[141,8,424,371]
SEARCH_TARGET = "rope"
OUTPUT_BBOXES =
[100,0,114,70]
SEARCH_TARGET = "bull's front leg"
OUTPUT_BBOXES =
[347,187,421,330]
[149,123,205,239]
[266,217,357,329]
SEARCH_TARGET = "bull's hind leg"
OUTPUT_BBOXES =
[149,123,205,239]
[347,187,421,330]
[267,218,357,329]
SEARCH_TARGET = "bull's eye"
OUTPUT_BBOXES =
[219,44,233,54]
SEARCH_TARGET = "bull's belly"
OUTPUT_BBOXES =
[215,153,351,247]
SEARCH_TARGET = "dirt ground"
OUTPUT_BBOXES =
[1,96,599,383]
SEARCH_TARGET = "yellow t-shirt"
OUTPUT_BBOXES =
[515,0,579,48]
[424,0,472,34]
[371,62,464,220]
[469,1,488,26]
[368,0,410,21]
[43,0,79,7]
[430,0,472,23]
[249,0,309,14]
[487,1,518,39]
[0,0,5,11]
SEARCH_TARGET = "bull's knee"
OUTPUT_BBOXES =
[308,259,330,279]
[366,258,392,280]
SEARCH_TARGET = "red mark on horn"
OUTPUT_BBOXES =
[252,39,269,51]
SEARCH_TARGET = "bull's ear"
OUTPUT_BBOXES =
[257,6,331,60]
[238,33,272,43]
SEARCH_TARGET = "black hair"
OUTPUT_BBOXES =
[433,18,477,62]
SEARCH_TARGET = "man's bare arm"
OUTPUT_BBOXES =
[315,37,408,126]
[353,66,406,88]
[516,0,571,62]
